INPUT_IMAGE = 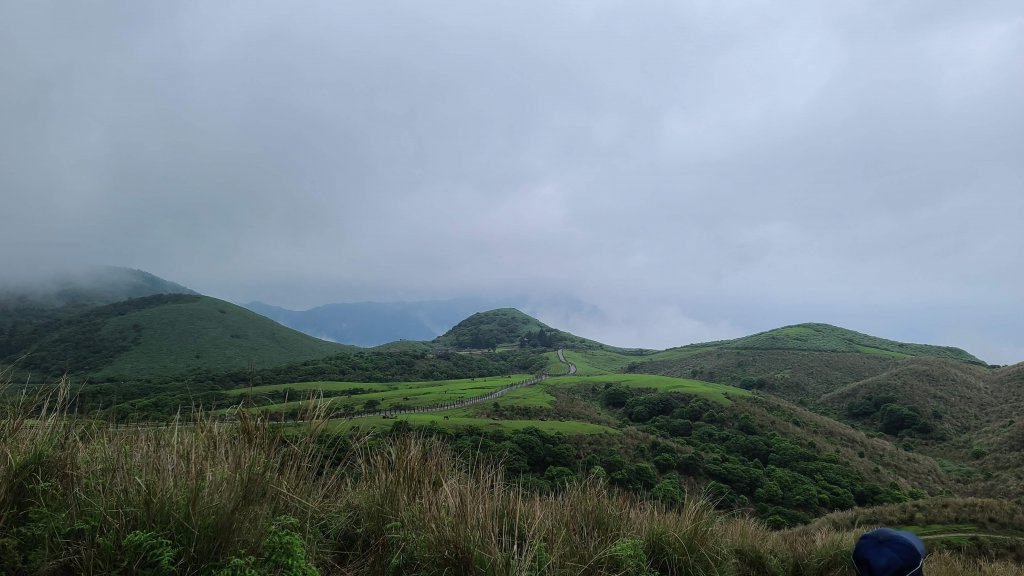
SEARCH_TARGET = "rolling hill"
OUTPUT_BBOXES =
[618,323,984,403]
[432,307,645,353]
[697,323,981,362]
[6,294,350,380]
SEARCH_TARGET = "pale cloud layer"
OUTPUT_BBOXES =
[2,1,1022,363]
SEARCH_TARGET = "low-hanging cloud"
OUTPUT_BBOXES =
[1,0,1021,363]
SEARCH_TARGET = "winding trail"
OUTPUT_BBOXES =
[343,348,576,420]
[557,349,577,375]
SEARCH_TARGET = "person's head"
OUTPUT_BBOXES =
[852,528,925,576]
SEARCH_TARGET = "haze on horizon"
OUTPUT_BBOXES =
[1,1,1022,364]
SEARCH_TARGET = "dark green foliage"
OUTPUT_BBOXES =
[215,516,318,576]
[432,308,621,352]
[391,387,914,527]
[616,391,916,525]
[601,384,632,408]
[651,476,685,506]
[878,403,922,434]
[624,392,679,423]
[846,394,936,437]
[3,294,349,382]
[434,309,553,350]
[5,294,195,377]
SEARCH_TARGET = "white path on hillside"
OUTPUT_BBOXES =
[557,348,577,375]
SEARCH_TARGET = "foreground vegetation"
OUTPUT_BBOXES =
[3,385,1023,575]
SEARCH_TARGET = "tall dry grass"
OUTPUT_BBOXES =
[2,378,1023,575]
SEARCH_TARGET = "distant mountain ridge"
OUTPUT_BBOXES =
[243,297,520,347]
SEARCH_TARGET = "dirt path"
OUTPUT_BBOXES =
[557,349,577,375]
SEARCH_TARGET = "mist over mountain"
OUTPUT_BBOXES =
[0,266,196,310]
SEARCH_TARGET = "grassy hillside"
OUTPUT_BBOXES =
[7,403,1018,574]
[820,358,995,439]
[628,348,896,401]
[624,324,984,411]
[0,266,197,359]
[8,294,349,380]
[799,497,1024,562]
[688,323,982,363]
[432,308,630,352]
[623,331,1024,496]
[230,374,534,417]
[226,362,951,525]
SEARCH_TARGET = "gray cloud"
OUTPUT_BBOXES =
[2,0,1022,362]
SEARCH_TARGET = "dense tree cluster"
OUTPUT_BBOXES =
[847,394,937,437]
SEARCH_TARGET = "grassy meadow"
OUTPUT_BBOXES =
[232,374,533,414]
[546,374,751,405]
[3,384,1022,575]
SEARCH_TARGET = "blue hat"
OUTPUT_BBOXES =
[852,528,926,576]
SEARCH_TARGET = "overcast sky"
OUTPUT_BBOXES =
[2,0,1022,363]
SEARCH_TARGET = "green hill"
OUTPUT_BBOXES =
[431,308,636,352]
[820,358,994,439]
[620,323,983,403]
[8,294,350,380]
[0,267,200,359]
[676,323,982,363]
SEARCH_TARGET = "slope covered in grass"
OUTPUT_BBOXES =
[661,323,982,363]
[0,266,197,360]
[546,373,750,405]
[9,294,350,380]
[432,308,634,352]
[231,374,534,416]
[4,400,1022,575]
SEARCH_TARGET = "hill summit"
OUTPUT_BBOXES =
[432,308,596,350]
[700,323,982,364]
